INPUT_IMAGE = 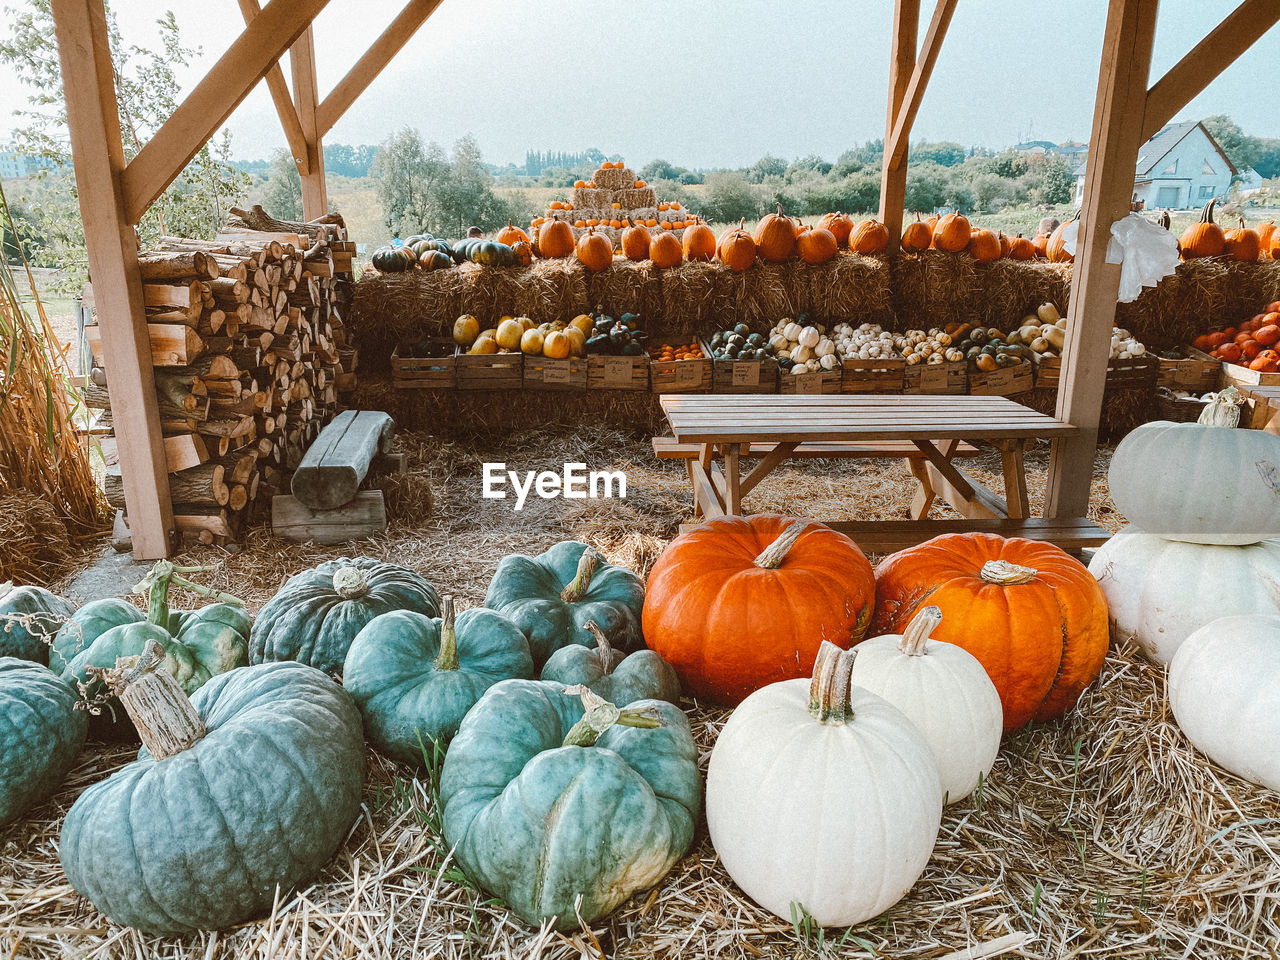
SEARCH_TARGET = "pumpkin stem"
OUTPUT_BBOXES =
[1201,198,1217,224]
[560,684,661,747]
[584,620,615,676]
[979,560,1038,585]
[899,606,943,657]
[1198,386,1242,427]
[134,560,243,627]
[89,638,207,760]
[560,548,599,603]
[434,596,459,671]
[808,640,855,725]
[754,521,808,569]
[332,565,370,600]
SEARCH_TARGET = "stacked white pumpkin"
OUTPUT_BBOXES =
[767,319,840,375]
[831,322,902,362]
[1090,388,1280,791]
[895,328,966,366]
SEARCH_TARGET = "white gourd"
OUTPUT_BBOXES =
[783,322,803,342]
[805,359,821,372]
[706,641,942,927]
[798,326,820,349]
[791,344,812,364]
[769,334,789,352]
[848,608,1002,804]
[815,340,835,358]
[819,353,839,371]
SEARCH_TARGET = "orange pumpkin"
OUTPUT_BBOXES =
[795,225,838,264]
[643,515,876,704]
[1005,233,1036,260]
[1031,232,1050,258]
[537,216,575,258]
[496,220,530,246]
[509,240,533,267]
[648,231,683,269]
[753,202,798,262]
[931,213,971,252]
[634,179,647,188]
[900,213,932,253]
[1256,221,1277,259]
[621,223,651,261]
[870,533,1108,732]
[1045,215,1078,263]
[717,219,757,272]
[817,211,854,246]
[1223,227,1260,262]
[923,213,941,233]
[1180,198,1226,259]
[573,180,587,189]
[968,228,1001,262]
[847,218,889,255]
[575,227,613,272]
[682,222,717,262]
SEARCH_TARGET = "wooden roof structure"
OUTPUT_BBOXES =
[50,0,1280,558]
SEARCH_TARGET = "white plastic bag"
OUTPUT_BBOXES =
[1105,213,1181,302]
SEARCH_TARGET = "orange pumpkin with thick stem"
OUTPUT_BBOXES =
[901,214,932,253]
[496,220,530,247]
[1005,233,1036,260]
[968,228,1001,262]
[1180,198,1226,259]
[795,226,838,264]
[1223,226,1260,262]
[870,533,1108,733]
[575,228,613,272]
[848,218,889,255]
[643,515,876,704]
[817,212,854,246]
[621,224,651,262]
[682,222,717,262]
[931,213,971,252]
[717,219,756,272]
[1045,214,1078,263]
[753,202,798,262]
[648,231,683,269]
[537,216,575,258]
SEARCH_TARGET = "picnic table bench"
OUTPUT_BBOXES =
[657,394,1110,552]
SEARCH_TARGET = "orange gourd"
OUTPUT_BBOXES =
[795,225,838,264]
[1223,227,1260,262]
[817,211,854,246]
[648,231,683,269]
[1005,233,1036,260]
[968,228,1001,262]
[753,202,799,262]
[847,218,889,255]
[1180,198,1226,259]
[1031,233,1050,258]
[1045,214,1078,263]
[900,214,932,253]
[496,220,530,246]
[931,213,972,252]
[575,228,613,272]
[643,515,876,704]
[1256,221,1276,259]
[870,533,1108,732]
[717,219,756,272]
[537,216,575,258]
[682,222,717,262]
[509,240,533,267]
[621,224,651,261]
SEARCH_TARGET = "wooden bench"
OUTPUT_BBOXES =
[652,438,982,461]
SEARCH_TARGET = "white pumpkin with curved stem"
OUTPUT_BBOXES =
[1108,390,1280,545]
[1169,614,1280,791]
[1088,527,1280,663]
[706,641,942,927]
[849,607,1002,804]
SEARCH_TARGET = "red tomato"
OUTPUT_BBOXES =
[1255,325,1280,346]
[1242,340,1263,361]
[1218,343,1243,363]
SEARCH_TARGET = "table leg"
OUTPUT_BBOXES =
[690,459,726,520]
[739,441,799,498]
[995,439,1031,519]
[724,443,742,515]
[906,457,936,520]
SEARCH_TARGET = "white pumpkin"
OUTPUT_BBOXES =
[1169,614,1280,791]
[798,326,820,349]
[706,641,941,927]
[783,322,803,342]
[1108,392,1280,545]
[849,607,1002,804]
[1088,527,1280,663]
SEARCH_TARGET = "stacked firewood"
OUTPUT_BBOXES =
[86,207,358,546]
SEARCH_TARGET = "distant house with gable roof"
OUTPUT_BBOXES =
[1072,120,1236,210]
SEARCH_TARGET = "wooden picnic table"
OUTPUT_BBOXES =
[658,394,1110,551]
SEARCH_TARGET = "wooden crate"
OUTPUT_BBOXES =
[1157,351,1220,393]
[707,350,779,394]
[779,367,841,394]
[1034,354,1159,390]
[455,348,523,391]
[970,361,1034,396]
[1187,346,1280,389]
[391,341,455,390]
[649,340,711,394]
[1240,385,1280,434]
[524,356,587,391]
[840,356,906,394]
[903,361,967,395]
[587,354,649,391]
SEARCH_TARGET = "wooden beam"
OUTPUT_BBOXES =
[121,0,329,223]
[1142,0,1280,143]
[885,0,958,171]
[878,0,921,253]
[52,0,173,559]
[236,0,309,176]
[314,0,444,137]
[1045,0,1160,519]
[290,26,327,220]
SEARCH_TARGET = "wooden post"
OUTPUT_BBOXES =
[1045,0,1159,519]
[291,26,327,221]
[878,0,920,253]
[52,0,174,559]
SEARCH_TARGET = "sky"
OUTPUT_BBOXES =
[1,0,1277,168]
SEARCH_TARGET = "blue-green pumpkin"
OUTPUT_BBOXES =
[50,597,150,674]
[343,597,534,764]
[250,557,440,677]
[540,620,681,706]
[59,660,364,935]
[0,582,75,664]
[484,542,645,667]
[439,679,700,930]
[0,657,87,825]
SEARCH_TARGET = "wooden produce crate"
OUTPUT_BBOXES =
[779,367,841,395]
[649,340,711,394]
[703,340,778,394]
[455,348,523,391]
[391,340,455,390]
[840,356,906,394]
[524,356,587,391]
[1157,349,1220,393]
[1240,385,1280,434]
[903,360,967,395]
[1034,354,1159,390]
[587,354,649,391]
[970,361,1034,397]
[1187,346,1280,390]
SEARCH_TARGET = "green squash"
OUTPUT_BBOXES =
[541,619,681,706]
[418,249,453,271]
[440,680,699,930]
[371,245,408,271]
[0,582,74,664]
[250,557,440,677]
[60,659,364,935]
[0,657,87,825]
[49,597,146,674]
[485,542,645,667]
[451,238,477,263]
[403,233,434,245]
[344,597,534,764]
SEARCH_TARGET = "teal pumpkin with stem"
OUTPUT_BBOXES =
[59,649,364,935]
[484,542,645,667]
[250,557,440,677]
[0,582,75,664]
[343,596,534,764]
[541,619,681,706]
[49,597,145,674]
[440,680,700,930]
[0,657,87,825]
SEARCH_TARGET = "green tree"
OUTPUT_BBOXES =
[903,163,947,212]
[1029,155,1077,205]
[747,154,788,184]
[913,141,967,167]
[260,150,302,220]
[701,172,763,223]
[371,128,449,235]
[1202,115,1260,171]
[438,134,507,236]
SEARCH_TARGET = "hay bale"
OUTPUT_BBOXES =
[660,261,719,335]
[745,260,807,327]
[585,258,662,320]
[572,187,608,210]
[594,167,634,190]
[809,253,894,326]
[456,262,499,327]
[349,269,465,370]
[0,491,72,585]
[976,259,1071,331]
[511,258,588,323]
[892,250,979,330]
[613,187,656,209]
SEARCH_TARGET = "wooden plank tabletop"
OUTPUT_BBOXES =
[659,394,1077,443]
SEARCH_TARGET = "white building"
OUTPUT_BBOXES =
[1073,120,1236,210]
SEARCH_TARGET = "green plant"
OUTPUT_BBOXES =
[0,657,87,825]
